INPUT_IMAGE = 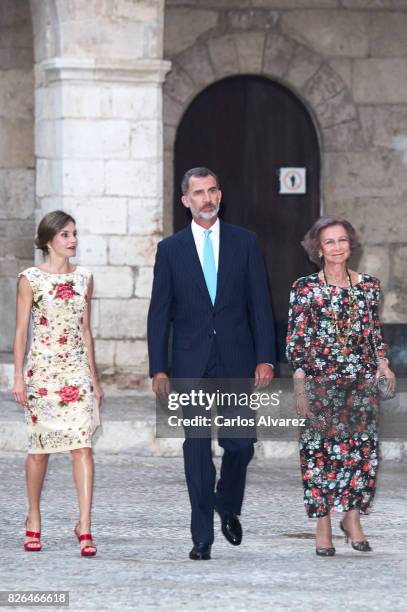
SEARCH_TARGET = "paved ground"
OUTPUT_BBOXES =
[0,451,406,612]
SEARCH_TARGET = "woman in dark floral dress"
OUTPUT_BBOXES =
[13,211,103,556]
[286,215,395,556]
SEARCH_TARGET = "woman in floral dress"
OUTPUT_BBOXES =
[13,210,103,556]
[286,215,395,556]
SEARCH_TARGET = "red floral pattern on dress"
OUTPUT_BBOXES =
[59,385,80,404]
[286,273,385,518]
[55,282,76,300]
[18,266,95,452]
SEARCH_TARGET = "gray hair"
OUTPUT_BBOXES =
[302,214,360,265]
[181,167,220,196]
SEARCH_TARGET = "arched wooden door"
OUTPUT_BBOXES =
[174,75,320,368]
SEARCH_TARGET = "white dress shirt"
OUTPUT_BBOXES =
[191,218,220,272]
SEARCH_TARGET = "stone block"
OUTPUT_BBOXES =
[176,43,216,90]
[60,83,103,118]
[127,199,162,235]
[95,339,116,366]
[62,197,127,235]
[61,120,131,159]
[354,246,390,288]
[322,119,366,152]
[303,63,345,108]
[281,10,369,57]
[0,0,32,27]
[99,298,149,339]
[0,277,17,351]
[37,160,105,198]
[235,33,265,73]
[0,47,33,70]
[35,119,60,159]
[105,160,160,198]
[0,258,33,277]
[62,160,105,197]
[262,33,295,78]
[109,236,157,266]
[253,0,338,6]
[324,152,407,200]
[326,197,407,244]
[381,290,407,324]
[208,35,239,79]
[0,22,33,50]
[59,18,144,60]
[370,13,407,57]
[359,105,407,150]
[163,125,176,152]
[0,219,34,260]
[115,340,149,369]
[162,93,183,128]
[0,169,34,218]
[112,0,159,20]
[316,89,357,128]
[91,266,134,298]
[224,9,279,31]
[164,8,218,56]
[164,63,196,106]
[342,0,407,9]
[284,43,322,90]
[107,84,160,121]
[131,121,161,159]
[393,246,407,291]
[353,59,407,104]
[76,235,107,265]
[328,58,352,91]
[135,266,154,299]
[0,69,34,120]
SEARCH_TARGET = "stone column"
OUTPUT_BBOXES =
[31,0,170,385]
[0,0,34,352]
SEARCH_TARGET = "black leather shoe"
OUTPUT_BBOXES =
[217,511,242,546]
[316,547,336,557]
[189,542,211,560]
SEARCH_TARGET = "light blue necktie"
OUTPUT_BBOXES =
[203,229,217,305]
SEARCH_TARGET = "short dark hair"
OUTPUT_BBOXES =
[181,167,220,195]
[35,210,76,256]
[302,214,360,265]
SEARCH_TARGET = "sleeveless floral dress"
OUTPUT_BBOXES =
[18,266,95,453]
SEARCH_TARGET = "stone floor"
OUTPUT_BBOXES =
[0,452,406,612]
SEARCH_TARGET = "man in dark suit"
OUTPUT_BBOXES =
[148,167,276,560]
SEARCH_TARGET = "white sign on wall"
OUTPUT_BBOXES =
[279,167,306,194]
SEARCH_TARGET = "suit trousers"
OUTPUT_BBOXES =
[182,338,255,545]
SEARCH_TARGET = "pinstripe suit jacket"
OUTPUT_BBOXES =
[147,220,276,379]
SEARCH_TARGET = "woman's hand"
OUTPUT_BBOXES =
[376,360,396,395]
[13,376,28,407]
[92,380,104,404]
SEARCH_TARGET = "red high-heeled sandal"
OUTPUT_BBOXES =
[74,524,97,557]
[24,519,42,552]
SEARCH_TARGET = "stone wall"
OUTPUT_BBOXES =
[163,0,407,324]
[0,0,34,351]
[28,0,170,386]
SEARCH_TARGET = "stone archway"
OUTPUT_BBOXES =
[163,31,363,235]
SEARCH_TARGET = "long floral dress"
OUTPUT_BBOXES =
[18,266,94,453]
[286,273,387,518]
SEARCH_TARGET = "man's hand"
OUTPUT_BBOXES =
[254,363,274,389]
[152,372,171,400]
